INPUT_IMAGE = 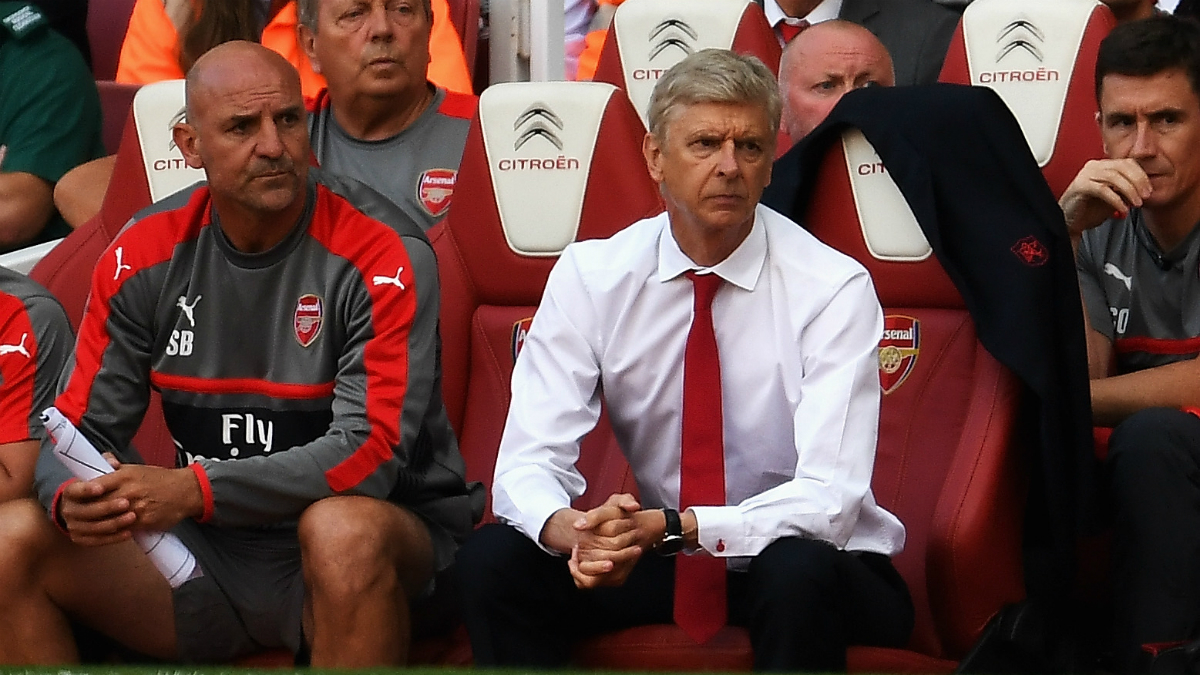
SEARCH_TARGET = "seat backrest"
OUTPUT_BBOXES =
[31,79,201,468]
[87,0,137,80]
[938,0,1115,198]
[433,81,662,520]
[803,129,1026,660]
[591,0,780,129]
[96,81,142,155]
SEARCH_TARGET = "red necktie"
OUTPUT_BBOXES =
[778,18,810,43]
[674,271,727,645]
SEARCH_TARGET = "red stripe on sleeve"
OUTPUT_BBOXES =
[0,292,38,444]
[149,371,335,399]
[50,477,79,536]
[306,186,417,492]
[438,90,478,121]
[56,190,213,425]
[189,462,214,522]
[1115,335,1200,356]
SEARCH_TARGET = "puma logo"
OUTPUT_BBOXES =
[372,267,406,290]
[176,295,201,327]
[1104,263,1133,291]
[0,333,30,359]
[113,247,133,281]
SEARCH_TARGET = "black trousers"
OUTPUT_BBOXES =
[456,523,913,671]
[1108,408,1200,672]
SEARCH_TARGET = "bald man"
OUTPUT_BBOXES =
[0,41,480,667]
[778,20,894,145]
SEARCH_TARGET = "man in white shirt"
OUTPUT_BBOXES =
[456,48,912,672]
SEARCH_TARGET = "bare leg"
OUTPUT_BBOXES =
[0,499,177,663]
[299,496,434,666]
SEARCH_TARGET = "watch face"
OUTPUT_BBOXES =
[658,535,685,556]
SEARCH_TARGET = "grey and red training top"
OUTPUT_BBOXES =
[0,266,71,447]
[35,170,482,566]
[1077,208,1200,375]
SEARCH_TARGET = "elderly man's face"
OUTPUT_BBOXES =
[303,0,432,100]
[781,26,893,140]
[644,101,774,242]
[1100,68,1200,213]
[176,54,310,218]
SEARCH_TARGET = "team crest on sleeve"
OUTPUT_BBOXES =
[878,315,920,395]
[511,317,533,361]
[417,168,457,217]
[1010,235,1049,267]
[294,294,324,347]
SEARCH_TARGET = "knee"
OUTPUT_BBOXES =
[299,497,405,599]
[748,538,842,605]
[1109,408,1200,481]
[0,499,56,584]
[456,524,539,601]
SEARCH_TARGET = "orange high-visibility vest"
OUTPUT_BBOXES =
[116,0,474,97]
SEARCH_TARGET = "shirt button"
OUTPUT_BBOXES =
[716,539,726,553]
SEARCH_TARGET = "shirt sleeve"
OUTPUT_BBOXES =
[0,26,103,183]
[492,247,599,551]
[34,243,157,511]
[1076,230,1114,341]
[690,269,887,557]
[196,236,442,526]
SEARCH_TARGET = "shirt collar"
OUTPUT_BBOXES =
[656,206,767,291]
[763,0,843,27]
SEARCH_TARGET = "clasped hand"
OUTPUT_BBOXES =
[58,454,201,546]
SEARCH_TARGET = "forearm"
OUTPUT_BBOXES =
[0,172,53,248]
[1091,360,1200,426]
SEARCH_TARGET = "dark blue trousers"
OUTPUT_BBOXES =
[457,522,913,671]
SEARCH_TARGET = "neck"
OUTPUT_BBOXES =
[777,0,822,18]
[215,197,306,254]
[670,213,754,268]
[1108,2,1154,22]
[331,84,435,141]
[1143,200,1200,253]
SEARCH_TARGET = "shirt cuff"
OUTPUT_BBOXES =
[189,462,214,523]
[50,477,79,536]
[691,505,759,557]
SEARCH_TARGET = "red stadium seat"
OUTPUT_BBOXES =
[96,81,141,155]
[801,129,1027,670]
[432,80,661,523]
[590,0,781,129]
[938,0,1116,198]
[31,79,202,468]
[87,0,137,80]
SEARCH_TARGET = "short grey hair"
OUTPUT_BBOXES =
[297,0,434,32]
[646,49,781,143]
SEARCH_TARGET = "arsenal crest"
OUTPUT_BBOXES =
[511,317,533,362]
[417,168,457,217]
[1010,235,1049,267]
[878,315,920,395]
[294,294,324,347]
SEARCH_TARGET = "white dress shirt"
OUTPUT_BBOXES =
[492,205,906,569]
[763,0,844,30]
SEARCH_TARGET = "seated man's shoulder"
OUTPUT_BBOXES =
[761,206,871,289]
[315,169,427,243]
[558,212,665,279]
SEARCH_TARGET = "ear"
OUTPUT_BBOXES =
[298,23,321,74]
[173,122,205,170]
[643,132,664,184]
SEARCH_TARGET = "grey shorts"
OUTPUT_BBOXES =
[169,520,306,663]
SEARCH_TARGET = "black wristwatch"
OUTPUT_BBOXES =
[657,508,685,556]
